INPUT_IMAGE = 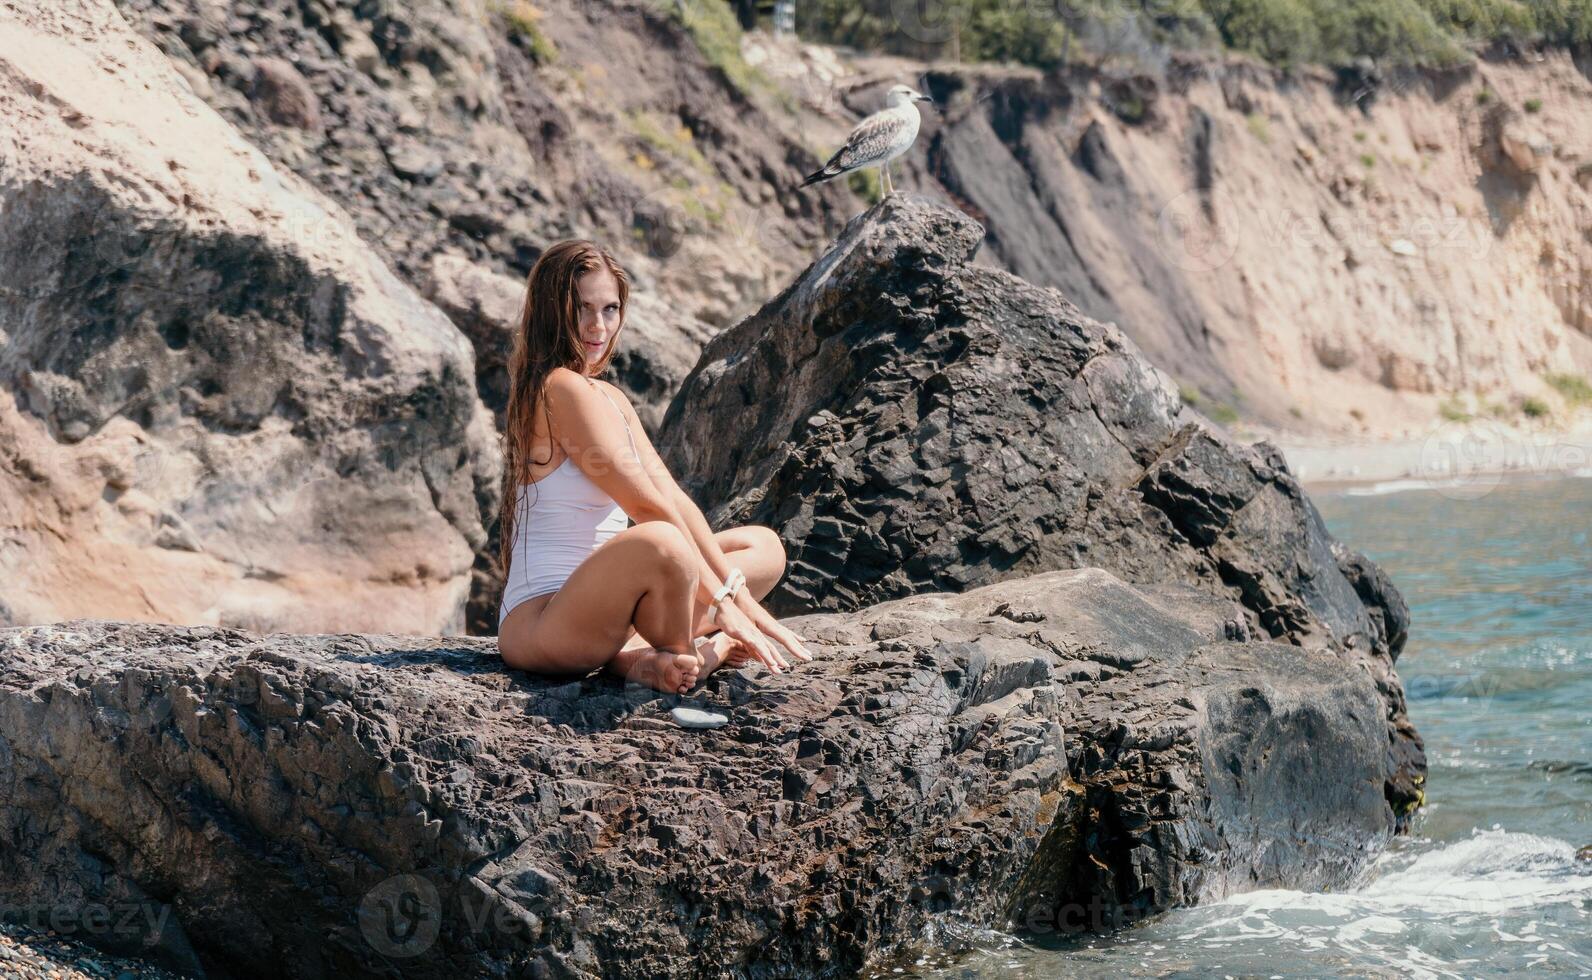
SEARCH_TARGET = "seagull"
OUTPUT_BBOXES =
[798,84,934,197]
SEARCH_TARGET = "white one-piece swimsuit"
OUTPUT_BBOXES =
[498,380,636,629]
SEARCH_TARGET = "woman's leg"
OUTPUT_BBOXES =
[617,524,788,672]
[498,520,702,694]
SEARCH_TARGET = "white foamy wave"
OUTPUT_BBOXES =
[1197,829,1590,920]
[1357,828,1590,913]
[1344,478,1447,497]
[907,830,1591,980]
[1160,829,1592,979]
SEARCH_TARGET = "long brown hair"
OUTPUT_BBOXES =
[496,240,630,584]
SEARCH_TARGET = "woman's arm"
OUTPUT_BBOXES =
[600,380,810,665]
[542,369,681,526]
[547,372,788,669]
[671,484,811,665]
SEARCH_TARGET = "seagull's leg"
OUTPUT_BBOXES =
[881,162,894,197]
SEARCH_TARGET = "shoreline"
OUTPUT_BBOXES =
[1246,420,1592,494]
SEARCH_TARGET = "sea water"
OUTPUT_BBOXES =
[902,474,1592,979]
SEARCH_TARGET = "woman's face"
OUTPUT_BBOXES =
[574,268,623,371]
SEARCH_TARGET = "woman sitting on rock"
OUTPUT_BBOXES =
[495,240,811,693]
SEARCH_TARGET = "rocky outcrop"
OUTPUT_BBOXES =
[658,193,1424,824]
[0,567,1397,977]
[0,0,497,635]
[111,0,856,424]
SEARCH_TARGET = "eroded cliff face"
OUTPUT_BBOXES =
[3,0,1541,645]
[836,50,1592,436]
[98,0,1592,442]
[109,0,857,425]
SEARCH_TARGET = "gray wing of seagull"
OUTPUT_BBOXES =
[798,110,913,187]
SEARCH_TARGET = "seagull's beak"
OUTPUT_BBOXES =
[914,94,936,112]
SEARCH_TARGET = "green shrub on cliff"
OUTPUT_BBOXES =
[1208,0,1320,66]
[791,0,1592,71]
[1207,0,1469,67]
[1525,0,1592,45]
[1546,373,1592,407]
[495,0,558,64]
[966,2,1075,65]
[628,110,710,171]
[653,0,789,106]
[797,0,1073,67]
[1424,0,1538,40]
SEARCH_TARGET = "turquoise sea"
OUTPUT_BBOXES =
[912,474,1592,978]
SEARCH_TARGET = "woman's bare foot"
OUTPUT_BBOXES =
[613,646,700,695]
[696,631,753,671]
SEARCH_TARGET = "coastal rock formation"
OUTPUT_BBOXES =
[111,0,855,422]
[658,193,1424,823]
[0,568,1395,977]
[0,0,497,635]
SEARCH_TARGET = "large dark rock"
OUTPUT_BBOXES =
[0,568,1395,978]
[657,192,1424,825]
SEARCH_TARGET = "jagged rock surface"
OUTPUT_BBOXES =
[657,192,1424,822]
[110,0,854,425]
[0,0,497,635]
[0,568,1395,978]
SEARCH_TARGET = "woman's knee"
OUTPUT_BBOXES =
[757,525,786,561]
[743,525,786,573]
[628,521,697,581]
[731,525,786,600]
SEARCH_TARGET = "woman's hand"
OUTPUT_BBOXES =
[737,595,813,665]
[712,600,787,673]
